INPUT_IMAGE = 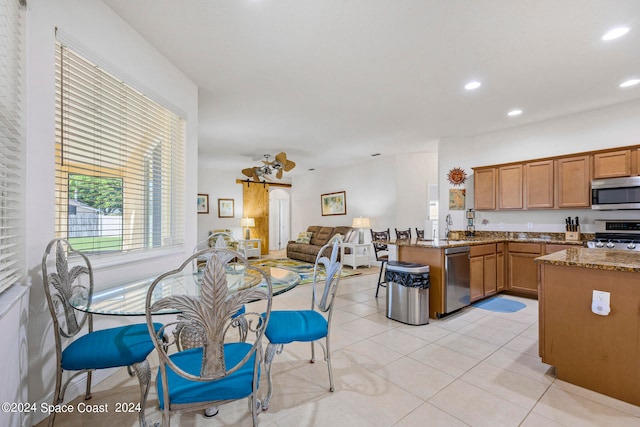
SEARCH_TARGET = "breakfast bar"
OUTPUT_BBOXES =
[535,248,640,406]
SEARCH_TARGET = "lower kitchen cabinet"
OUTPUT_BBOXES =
[507,242,542,297]
[470,243,497,302]
[496,243,505,292]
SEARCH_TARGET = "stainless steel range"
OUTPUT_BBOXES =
[587,220,640,251]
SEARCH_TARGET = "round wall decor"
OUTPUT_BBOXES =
[447,167,467,186]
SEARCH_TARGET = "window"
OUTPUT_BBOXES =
[55,42,185,254]
[0,0,26,295]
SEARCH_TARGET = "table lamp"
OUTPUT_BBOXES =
[352,216,371,244]
[241,217,255,240]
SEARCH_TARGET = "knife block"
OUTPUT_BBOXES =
[565,227,580,241]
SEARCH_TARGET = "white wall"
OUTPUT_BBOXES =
[290,152,438,241]
[196,167,245,242]
[26,1,198,424]
[438,99,640,235]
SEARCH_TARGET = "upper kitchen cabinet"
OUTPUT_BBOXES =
[557,155,591,208]
[498,164,523,209]
[474,167,496,210]
[593,149,632,179]
[525,160,554,209]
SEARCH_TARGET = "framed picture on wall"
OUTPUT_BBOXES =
[197,194,209,214]
[218,198,234,218]
[321,191,347,216]
[448,188,466,210]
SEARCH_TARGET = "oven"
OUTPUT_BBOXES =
[587,219,640,251]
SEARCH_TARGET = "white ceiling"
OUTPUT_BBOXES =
[103,0,640,178]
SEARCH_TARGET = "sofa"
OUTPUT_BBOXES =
[286,225,353,263]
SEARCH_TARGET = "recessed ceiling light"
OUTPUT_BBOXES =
[464,81,482,90]
[619,79,640,88]
[602,26,630,41]
[507,109,523,117]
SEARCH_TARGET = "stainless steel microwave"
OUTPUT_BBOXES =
[591,176,640,210]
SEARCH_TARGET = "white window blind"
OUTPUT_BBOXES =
[0,0,25,296]
[55,42,185,254]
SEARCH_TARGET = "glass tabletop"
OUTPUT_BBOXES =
[69,265,300,316]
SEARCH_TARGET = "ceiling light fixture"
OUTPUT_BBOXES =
[507,109,523,117]
[464,81,482,90]
[602,26,630,41]
[619,79,640,88]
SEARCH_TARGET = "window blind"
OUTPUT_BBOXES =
[55,42,185,254]
[0,0,25,295]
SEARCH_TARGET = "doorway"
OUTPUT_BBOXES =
[269,189,290,251]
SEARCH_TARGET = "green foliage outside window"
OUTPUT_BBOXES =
[69,174,123,214]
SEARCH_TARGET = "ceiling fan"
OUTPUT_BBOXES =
[242,152,296,182]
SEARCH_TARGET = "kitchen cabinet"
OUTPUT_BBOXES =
[496,243,505,292]
[507,242,542,296]
[557,155,591,208]
[498,164,523,209]
[474,167,496,210]
[470,244,497,302]
[525,160,554,208]
[538,261,640,406]
[593,149,631,179]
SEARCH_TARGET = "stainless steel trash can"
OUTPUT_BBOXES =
[385,261,430,325]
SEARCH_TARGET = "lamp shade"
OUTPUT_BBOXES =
[352,217,370,228]
[241,217,255,227]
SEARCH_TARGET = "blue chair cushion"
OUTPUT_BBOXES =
[232,305,245,318]
[62,322,162,371]
[157,342,257,409]
[264,310,328,344]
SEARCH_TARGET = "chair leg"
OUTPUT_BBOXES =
[48,367,64,427]
[130,359,151,427]
[262,343,283,411]
[325,336,335,392]
[375,261,387,298]
[84,370,93,400]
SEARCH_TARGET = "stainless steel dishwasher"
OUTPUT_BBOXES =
[441,246,471,316]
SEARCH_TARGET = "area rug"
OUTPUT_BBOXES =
[472,296,526,313]
[249,258,360,285]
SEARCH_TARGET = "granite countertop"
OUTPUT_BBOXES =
[388,231,589,250]
[535,247,640,273]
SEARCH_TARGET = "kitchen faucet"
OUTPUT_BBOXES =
[445,214,453,238]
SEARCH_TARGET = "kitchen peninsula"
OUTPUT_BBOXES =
[535,248,640,406]
[391,232,585,318]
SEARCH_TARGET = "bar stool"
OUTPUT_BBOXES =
[370,229,390,297]
[395,228,412,240]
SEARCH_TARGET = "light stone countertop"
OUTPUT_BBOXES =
[534,247,640,273]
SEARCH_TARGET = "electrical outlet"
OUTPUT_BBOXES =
[593,290,610,306]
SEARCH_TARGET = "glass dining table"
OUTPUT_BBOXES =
[70,264,301,316]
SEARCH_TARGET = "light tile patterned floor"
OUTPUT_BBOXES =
[38,268,640,426]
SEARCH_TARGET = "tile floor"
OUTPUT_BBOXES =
[39,268,640,426]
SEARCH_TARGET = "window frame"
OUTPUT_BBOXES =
[54,41,186,257]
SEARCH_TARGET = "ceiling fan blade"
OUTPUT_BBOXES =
[275,152,296,171]
[252,170,261,182]
[242,167,255,177]
[276,169,283,179]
